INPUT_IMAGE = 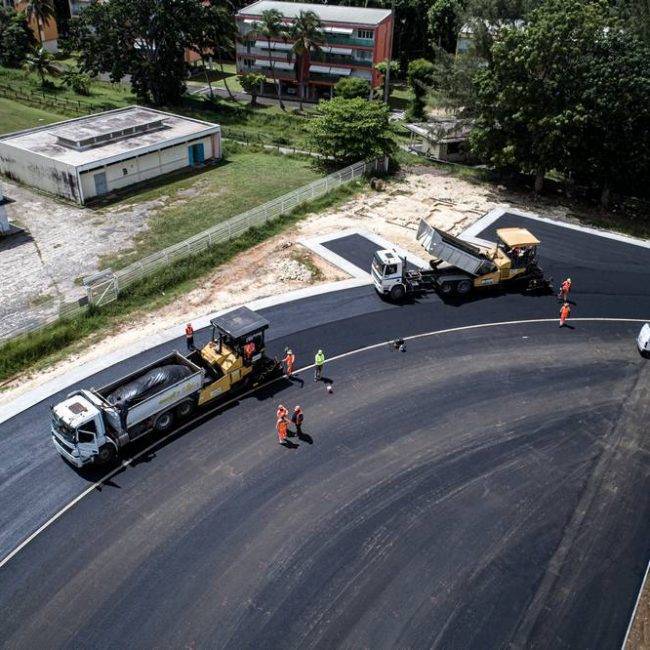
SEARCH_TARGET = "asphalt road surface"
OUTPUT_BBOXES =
[1,323,648,648]
[0,214,649,648]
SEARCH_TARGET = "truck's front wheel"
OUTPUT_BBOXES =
[97,443,117,465]
[390,284,406,301]
[154,411,175,433]
[438,281,454,295]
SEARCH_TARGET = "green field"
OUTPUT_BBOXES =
[104,147,323,268]
[0,97,66,134]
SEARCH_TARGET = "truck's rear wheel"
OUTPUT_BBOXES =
[97,443,117,465]
[457,279,472,295]
[390,284,406,301]
[175,400,195,419]
[154,411,174,433]
[438,281,454,295]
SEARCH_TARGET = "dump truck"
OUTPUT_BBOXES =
[372,219,552,300]
[51,307,281,467]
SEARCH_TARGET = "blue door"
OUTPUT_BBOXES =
[188,143,205,166]
[94,172,108,195]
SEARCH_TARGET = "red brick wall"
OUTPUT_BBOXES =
[372,15,394,87]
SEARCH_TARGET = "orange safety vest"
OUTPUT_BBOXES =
[560,305,571,319]
[276,418,288,438]
[185,324,194,338]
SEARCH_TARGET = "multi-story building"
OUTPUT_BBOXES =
[236,0,393,101]
[1,0,59,51]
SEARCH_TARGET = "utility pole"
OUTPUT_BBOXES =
[383,0,396,105]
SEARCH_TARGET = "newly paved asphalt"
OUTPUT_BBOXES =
[0,213,649,648]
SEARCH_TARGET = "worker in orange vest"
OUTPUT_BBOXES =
[243,340,255,364]
[559,302,571,327]
[185,323,194,351]
[558,278,572,302]
[276,404,288,420]
[283,348,295,377]
[276,417,288,444]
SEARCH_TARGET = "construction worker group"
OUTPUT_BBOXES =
[276,404,304,444]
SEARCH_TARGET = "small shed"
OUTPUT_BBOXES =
[404,118,473,163]
[0,106,221,204]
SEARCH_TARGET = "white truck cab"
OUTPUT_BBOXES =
[372,250,407,299]
[51,391,111,468]
[637,323,650,357]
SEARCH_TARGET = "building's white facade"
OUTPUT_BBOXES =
[0,107,221,204]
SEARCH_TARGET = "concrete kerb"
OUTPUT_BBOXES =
[299,227,430,276]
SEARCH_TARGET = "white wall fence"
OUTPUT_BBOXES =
[1,156,387,344]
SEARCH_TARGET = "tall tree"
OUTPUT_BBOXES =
[249,9,289,111]
[307,96,394,164]
[0,7,35,68]
[188,1,236,101]
[406,58,434,120]
[70,0,202,106]
[23,45,59,86]
[23,0,55,45]
[428,0,466,53]
[289,10,324,111]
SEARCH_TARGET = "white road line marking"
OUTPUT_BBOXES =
[0,317,646,572]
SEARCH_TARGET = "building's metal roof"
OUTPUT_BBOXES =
[0,107,220,170]
[238,1,392,25]
[404,118,473,143]
[211,307,270,340]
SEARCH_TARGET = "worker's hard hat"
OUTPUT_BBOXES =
[318,349,323,354]
[567,278,571,282]
[287,349,292,354]
[294,405,301,411]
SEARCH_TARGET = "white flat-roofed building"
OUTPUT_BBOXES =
[0,106,221,204]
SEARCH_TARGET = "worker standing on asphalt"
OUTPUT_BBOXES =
[283,348,295,377]
[559,302,571,327]
[276,404,288,421]
[291,405,304,436]
[276,417,288,444]
[558,278,572,302]
[314,349,325,381]
[185,323,195,351]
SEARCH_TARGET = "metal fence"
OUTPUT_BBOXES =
[0,156,386,344]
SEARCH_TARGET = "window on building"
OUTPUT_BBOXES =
[354,49,373,62]
[357,29,373,40]
[447,142,462,154]
[122,168,128,175]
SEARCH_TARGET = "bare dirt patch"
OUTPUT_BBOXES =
[0,165,605,401]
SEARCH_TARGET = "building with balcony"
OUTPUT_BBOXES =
[236,0,393,101]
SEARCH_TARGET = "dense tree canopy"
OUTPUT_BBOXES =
[71,0,205,105]
[307,97,394,163]
[0,7,34,68]
[471,0,650,201]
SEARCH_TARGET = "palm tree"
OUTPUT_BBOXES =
[250,9,289,111]
[289,10,324,111]
[23,46,59,87]
[23,0,55,45]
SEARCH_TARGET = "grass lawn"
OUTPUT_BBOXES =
[0,97,66,134]
[0,65,135,113]
[104,147,323,268]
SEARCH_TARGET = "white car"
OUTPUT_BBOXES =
[637,323,650,357]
